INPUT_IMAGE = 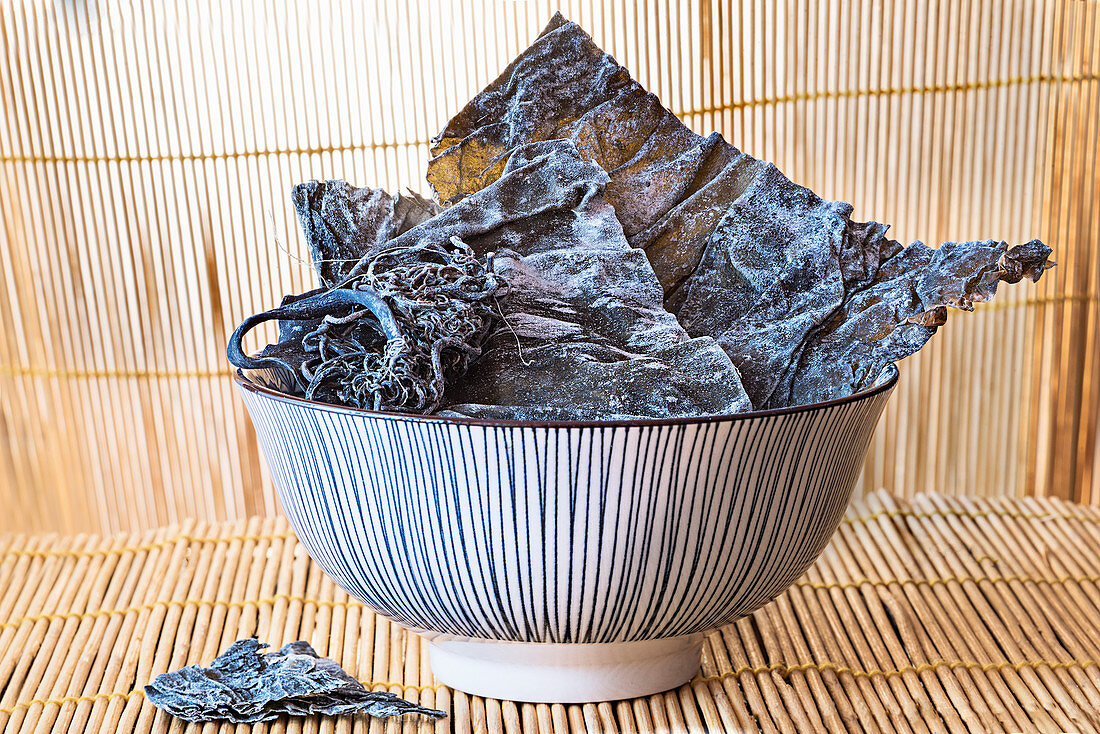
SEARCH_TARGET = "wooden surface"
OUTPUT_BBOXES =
[2,490,1100,733]
[1,0,1098,535]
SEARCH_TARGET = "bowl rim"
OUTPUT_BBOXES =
[233,362,899,428]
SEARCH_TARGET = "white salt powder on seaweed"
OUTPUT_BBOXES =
[436,141,753,419]
[234,139,753,419]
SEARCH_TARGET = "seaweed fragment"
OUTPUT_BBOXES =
[427,11,747,303]
[426,13,1054,409]
[674,177,1054,407]
[293,181,441,287]
[144,638,446,723]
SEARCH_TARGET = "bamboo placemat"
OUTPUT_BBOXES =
[3,489,1100,734]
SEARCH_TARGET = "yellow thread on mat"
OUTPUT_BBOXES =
[679,72,1100,116]
[6,569,1100,632]
[2,531,298,560]
[0,689,141,715]
[0,680,445,716]
[843,506,1100,527]
[0,139,426,165]
[693,657,1100,685]
[0,593,365,631]
[3,73,1095,166]
[793,572,1100,592]
[3,658,1097,715]
[972,292,1098,313]
[0,365,233,380]
[364,681,447,694]
[865,507,1100,525]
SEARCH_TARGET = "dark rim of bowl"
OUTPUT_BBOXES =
[233,362,899,428]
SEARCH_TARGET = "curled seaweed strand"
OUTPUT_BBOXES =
[231,236,505,414]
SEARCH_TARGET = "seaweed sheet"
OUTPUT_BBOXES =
[243,140,750,418]
[435,140,752,419]
[144,639,445,723]
[427,13,1053,409]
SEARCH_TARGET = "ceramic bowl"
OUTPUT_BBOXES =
[235,364,897,703]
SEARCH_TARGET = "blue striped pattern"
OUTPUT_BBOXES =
[238,366,896,644]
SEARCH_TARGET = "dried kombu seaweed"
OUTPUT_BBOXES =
[267,140,750,418]
[428,12,752,303]
[772,238,1053,405]
[227,237,504,412]
[231,13,1053,417]
[144,639,445,723]
[426,13,1053,409]
[687,227,1052,407]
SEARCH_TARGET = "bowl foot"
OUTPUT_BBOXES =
[424,634,704,703]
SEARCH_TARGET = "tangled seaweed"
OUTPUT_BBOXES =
[228,237,504,413]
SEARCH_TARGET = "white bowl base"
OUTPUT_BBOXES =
[425,634,704,703]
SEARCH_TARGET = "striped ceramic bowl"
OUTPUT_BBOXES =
[235,364,897,703]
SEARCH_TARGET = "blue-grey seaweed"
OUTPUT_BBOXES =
[229,13,1052,417]
[144,639,445,723]
[293,182,441,288]
[227,237,503,412]
[426,13,1053,409]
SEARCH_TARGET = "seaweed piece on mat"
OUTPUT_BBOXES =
[144,639,445,724]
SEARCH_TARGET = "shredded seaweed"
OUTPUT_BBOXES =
[227,237,503,412]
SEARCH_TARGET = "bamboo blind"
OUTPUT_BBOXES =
[0,0,1097,535]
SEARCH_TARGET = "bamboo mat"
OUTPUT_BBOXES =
[3,491,1100,733]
